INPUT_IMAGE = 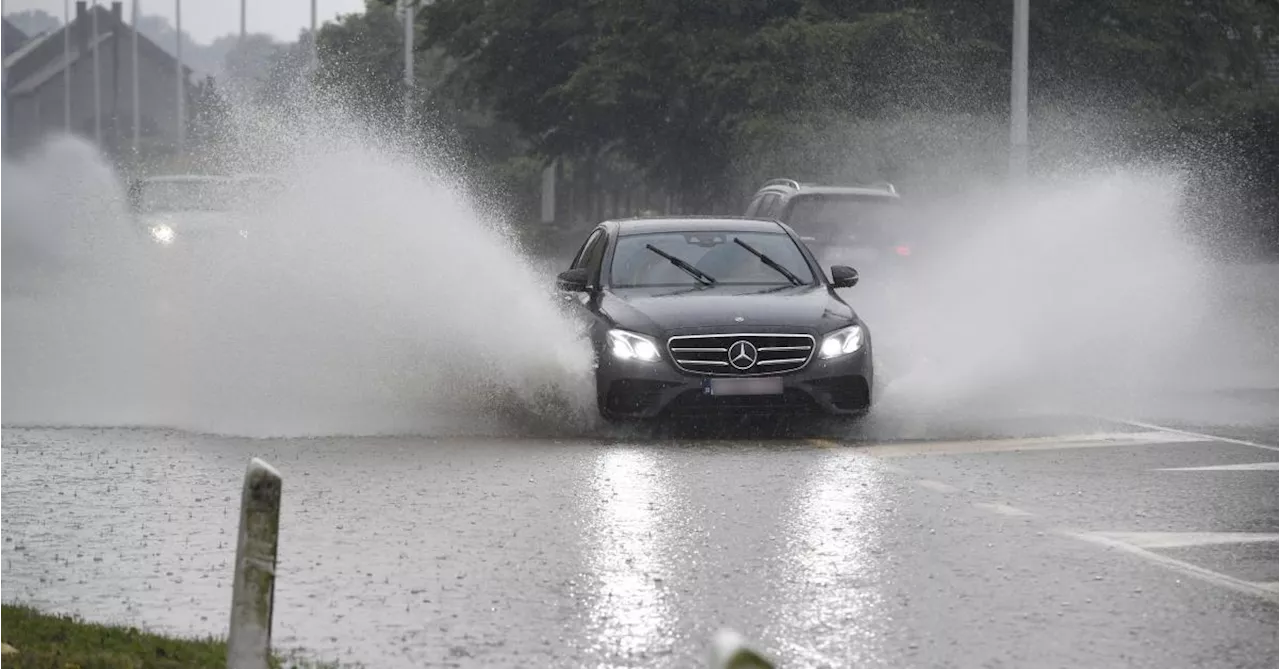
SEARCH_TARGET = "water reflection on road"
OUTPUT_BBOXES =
[580,447,678,664]
[772,452,889,666]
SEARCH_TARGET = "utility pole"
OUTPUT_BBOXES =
[403,0,414,132]
[240,0,246,40]
[63,0,72,131]
[131,0,140,155]
[1,0,7,159]
[310,0,318,72]
[175,0,185,154]
[1009,0,1029,180]
[92,0,101,145]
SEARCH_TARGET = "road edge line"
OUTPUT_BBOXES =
[1061,530,1280,603]
[1100,418,1278,452]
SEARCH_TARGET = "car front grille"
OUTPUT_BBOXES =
[667,333,815,376]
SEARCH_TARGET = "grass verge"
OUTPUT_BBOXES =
[1,605,345,669]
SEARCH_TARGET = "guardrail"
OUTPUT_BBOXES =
[225,457,777,669]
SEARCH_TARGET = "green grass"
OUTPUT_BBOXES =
[0,605,345,669]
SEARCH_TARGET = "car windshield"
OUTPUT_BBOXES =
[610,230,815,287]
[785,194,905,246]
[132,177,284,214]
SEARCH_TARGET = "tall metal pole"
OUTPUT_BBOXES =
[63,0,72,131]
[239,0,246,40]
[0,0,7,159]
[403,0,414,131]
[131,0,140,154]
[92,0,101,145]
[310,0,318,72]
[1009,0,1029,180]
[175,0,185,154]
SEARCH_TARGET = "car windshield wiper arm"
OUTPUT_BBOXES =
[733,237,804,286]
[645,244,716,285]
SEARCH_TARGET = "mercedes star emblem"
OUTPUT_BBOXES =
[728,340,758,370]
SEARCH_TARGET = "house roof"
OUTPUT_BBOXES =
[7,31,113,96]
[3,5,201,100]
[2,18,29,58]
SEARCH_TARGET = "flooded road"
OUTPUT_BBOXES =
[4,399,1275,668]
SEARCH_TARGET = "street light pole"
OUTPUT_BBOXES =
[92,0,101,145]
[175,0,185,154]
[1009,0,1029,180]
[131,0,140,155]
[1,0,8,159]
[63,0,71,131]
[403,0,414,132]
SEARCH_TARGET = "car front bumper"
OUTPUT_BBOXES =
[596,345,873,420]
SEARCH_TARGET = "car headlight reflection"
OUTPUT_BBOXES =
[607,329,661,362]
[819,324,864,359]
[149,224,176,245]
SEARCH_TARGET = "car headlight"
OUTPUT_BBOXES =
[149,224,176,245]
[607,329,661,362]
[819,324,864,359]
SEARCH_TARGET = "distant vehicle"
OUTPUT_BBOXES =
[744,179,911,277]
[125,173,285,247]
[555,216,873,423]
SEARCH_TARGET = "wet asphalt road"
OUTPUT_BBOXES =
[2,391,1276,669]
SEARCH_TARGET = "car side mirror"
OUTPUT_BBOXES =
[556,268,590,292]
[830,265,858,288]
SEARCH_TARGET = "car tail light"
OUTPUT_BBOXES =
[895,245,912,257]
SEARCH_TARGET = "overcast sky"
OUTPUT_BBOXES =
[2,0,368,44]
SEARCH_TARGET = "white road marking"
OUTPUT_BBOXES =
[1103,418,1279,452]
[1086,531,1278,549]
[915,479,959,493]
[856,430,1211,458]
[973,502,1034,517]
[1065,530,1279,602]
[1157,462,1278,472]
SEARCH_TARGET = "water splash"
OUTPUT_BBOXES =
[2,101,598,438]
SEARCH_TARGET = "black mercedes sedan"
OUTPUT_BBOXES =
[555,216,873,422]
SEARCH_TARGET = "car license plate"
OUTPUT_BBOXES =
[705,377,784,396]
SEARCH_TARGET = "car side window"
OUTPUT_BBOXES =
[581,231,609,284]
[571,230,604,270]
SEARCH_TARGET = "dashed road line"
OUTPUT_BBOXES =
[1103,418,1279,452]
[973,502,1034,517]
[1064,530,1279,602]
[915,479,959,494]
[1157,462,1278,472]
[807,438,840,449]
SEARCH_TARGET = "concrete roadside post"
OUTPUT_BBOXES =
[227,458,282,669]
[710,629,776,669]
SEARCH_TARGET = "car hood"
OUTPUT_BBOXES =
[603,284,856,334]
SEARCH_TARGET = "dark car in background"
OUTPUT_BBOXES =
[555,216,874,423]
[744,179,912,282]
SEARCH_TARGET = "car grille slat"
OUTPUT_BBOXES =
[667,333,815,376]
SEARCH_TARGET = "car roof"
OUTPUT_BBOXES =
[138,173,281,184]
[755,180,900,200]
[609,216,788,236]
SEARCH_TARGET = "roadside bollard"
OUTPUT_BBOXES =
[227,458,283,669]
[710,629,776,669]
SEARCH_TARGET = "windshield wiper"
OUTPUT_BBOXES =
[733,237,805,286]
[645,244,716,285]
